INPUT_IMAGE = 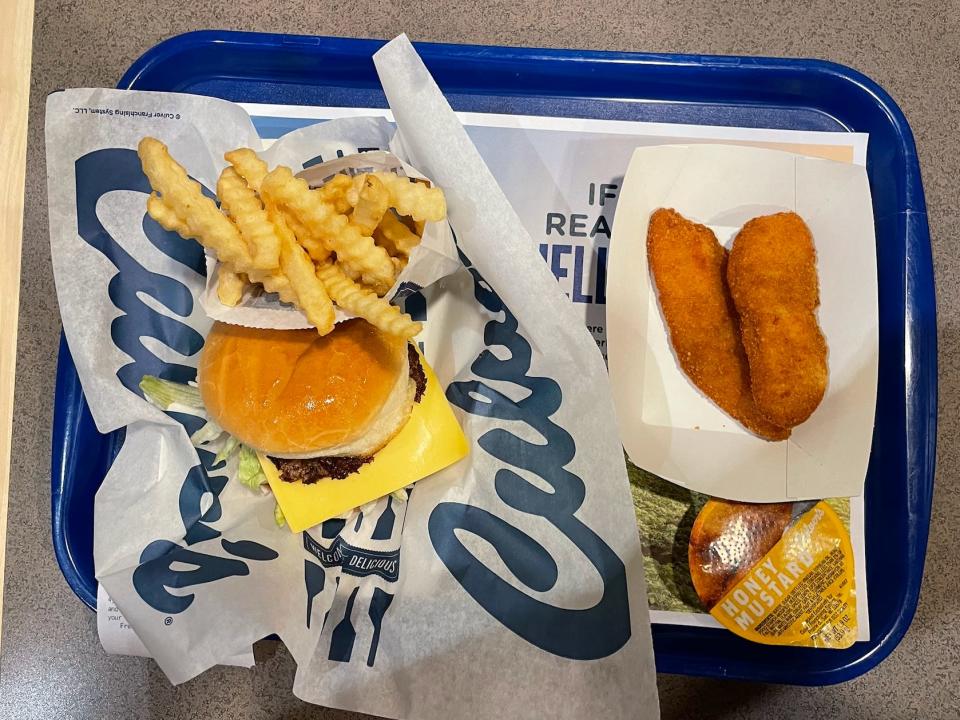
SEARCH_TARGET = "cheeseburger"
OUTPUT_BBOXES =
[198,318,426,484]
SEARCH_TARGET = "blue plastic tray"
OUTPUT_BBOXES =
[52,30,936,686]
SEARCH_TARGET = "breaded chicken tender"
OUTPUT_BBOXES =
[727,212,827,428]
[647,209,789,441]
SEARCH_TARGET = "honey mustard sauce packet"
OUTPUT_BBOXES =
[688,498,857,648]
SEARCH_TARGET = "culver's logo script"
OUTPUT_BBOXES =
[432,249,631,660]
[75,148,279,615]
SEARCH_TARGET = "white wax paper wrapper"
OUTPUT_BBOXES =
[200,149,459,330]
[45,35,658,720]
[97,584,255,667]
[607,144,878,502]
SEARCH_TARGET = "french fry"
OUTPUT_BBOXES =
[316,262,420,339]
[225,147,333,277]
[217,167,281,270]
[224,148,269,192]
[315,173,353,214]
[217,268,247,306]
[349,174,390,235]
[371,172,446,223]
[251,268,297,305]
[270,207,336,334]
[139,138,252,268]
[291,174,340,262]
[279,209,331,264]
[146,193,189,236]
[260,166,396,294]
[205,169,297,303]
[143,148,295,306]
[374,209,422,257]
[145,141,438,338]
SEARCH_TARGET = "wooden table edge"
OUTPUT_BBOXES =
[0,0,35,654]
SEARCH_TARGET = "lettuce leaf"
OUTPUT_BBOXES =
[189,420,223,446]
[237,445,267,490]
[214,434,240,465]
[139,375,203,410]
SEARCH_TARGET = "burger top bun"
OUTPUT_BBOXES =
[198,319,413,458]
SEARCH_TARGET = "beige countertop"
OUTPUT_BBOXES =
[3,1,958,718]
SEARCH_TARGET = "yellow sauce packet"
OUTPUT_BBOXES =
[705,501,857,648]
[261,354,468,533]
